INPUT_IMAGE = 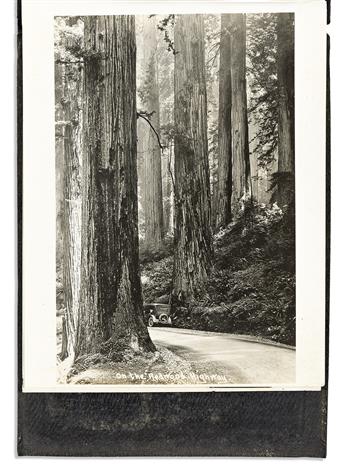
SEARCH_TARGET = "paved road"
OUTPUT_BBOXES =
[149,327,295,385]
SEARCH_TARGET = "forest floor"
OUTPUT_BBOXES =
[56,316,233,385]
[66,347,233,385]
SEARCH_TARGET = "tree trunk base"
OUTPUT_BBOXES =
[75,330,156,365]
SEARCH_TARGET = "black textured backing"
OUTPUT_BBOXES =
[18,391,327,457]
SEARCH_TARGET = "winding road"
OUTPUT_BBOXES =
[149,327,296,385]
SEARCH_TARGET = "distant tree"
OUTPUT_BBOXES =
[247,13,279,167]
[156,17,175,236]
[76,16,155,358]
[230,14,251,217]
[172,14,212,306]
[62,73,82,359]
[54,17,83,359]
[216,14,232,227]
[140,16,164,248]
[247,13,294,209]
[276,13,294,208]
[54,33,65,316]
[204,14,220,228]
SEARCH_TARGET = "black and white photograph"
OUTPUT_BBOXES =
[55,12,296,387]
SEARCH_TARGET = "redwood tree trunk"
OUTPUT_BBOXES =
[76,16,154,358]
[61,51,82,359]
[172,14,212,306]
[216,14,232,227]
[55,61,65,311]
[230,14,251,217]
[276,13,295,208]
[142,16,164,247]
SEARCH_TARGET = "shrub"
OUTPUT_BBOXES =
[141,255,173,303]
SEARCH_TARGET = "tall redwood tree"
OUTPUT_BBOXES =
[216,14,232,227]
[276,13,295,208]
[76,15,154,358]
[230,14,251,217]
[141,16,164,247]
[172,14,212,306]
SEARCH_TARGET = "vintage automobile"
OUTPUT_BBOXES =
[143,303,172,327]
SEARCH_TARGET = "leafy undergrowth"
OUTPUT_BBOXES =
[140,202,295,346]
[140,238,174,303]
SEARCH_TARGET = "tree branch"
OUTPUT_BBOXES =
[136,112,176,193]
[167,139,176,193]
[137,112,165,150]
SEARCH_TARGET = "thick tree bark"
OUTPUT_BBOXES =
[172,14,212,306]
[76,16,155,358]
[230,14,251,217]
[216,14,232,227]
[276,13,295,208]
[142,16,164,247]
